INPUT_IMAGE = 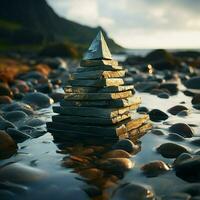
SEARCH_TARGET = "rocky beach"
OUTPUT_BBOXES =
[0,41,200,200]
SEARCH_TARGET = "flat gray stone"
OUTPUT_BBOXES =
[60,96,141,108]
[53,104,139,119]
[69,78,124,87]
[52,113,131,125]
[64,91,133,101]
[80,59,118,67]
[77,65,123,72]
[70,70,125,80]
[64,85,134,94]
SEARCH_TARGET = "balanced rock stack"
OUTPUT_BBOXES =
[47,31,152,143]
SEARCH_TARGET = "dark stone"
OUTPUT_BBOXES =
[141,160,170,177]
[162,192,191,200]
[148,109,168,122]
[137,106,149,113]
[7,128,31,143]
[0,120,16,131]
[192,94,200,105]
[159,82,178,94]
[175,156,200,182]
[135,81,159,93]
[168,105,188,115]
[36,82,53,93]
[0,130,17,159]
[185,76,200,89]
[150,129,165,136]
[181,183,200,196]
[49,92,65,103]
[22,92,54,108]
[173,153,193,166]
[177,110,190,117]
[25,118,45,127]
[112,139,139,153]
[157,143,188,158]
[3,111,28,123]
[169,123,194,138]
[191,138,200,147]
[167,133,185,141]
[111,182,155,200]
[157,92,169,99]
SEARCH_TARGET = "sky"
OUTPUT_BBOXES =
[47,0,200,49]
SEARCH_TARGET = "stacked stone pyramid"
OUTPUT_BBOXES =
[47,31,152,142]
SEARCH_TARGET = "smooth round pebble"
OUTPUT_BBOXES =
[167,133,185,141]
[111,182,155,200]
[157,92,169,99]
[22,92,54,108]
[102,149,131,159]
[169,123,194,138]
[0,130,18,159]
[148,109,168,122]
[173,153,193,166]
[3,111,28,123]
[112,139,139,153]
[157,143,189,158]
[168,105,188,115]
[185,76,200,89]
[141,160,170,177]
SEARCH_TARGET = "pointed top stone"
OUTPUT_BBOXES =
[83,31,112,61]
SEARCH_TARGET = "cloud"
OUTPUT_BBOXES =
[47,0,200,48]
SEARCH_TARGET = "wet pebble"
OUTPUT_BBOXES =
[0,119,16,131]
[0,162,48,183]
[173,153,193,166]
[3,111,28,123]
[98,158,134,172]
[167,133,185,141]
[177,110,190,117]
[169,123,194,138]
[150,129,165,136]
[112,139,139,153]
[191,138,200,147]
[22,92,54,108]
[111,182,155,200]
[141,160,170,177]
[185,76,200,89]
[162,192,191,200]
[159,82,178,94]
[174,156,200,182]
[191,94,200,105]
[148,109,168,122]
[137,106,149,113]
[157,142,189,158]
[0,130,17,159]
[102,149,131,159]
[79,168,104,180]
[0,83,13,96]
[25,118,45,127]
[168,105,188,115]
[157,92,169,99]
[7,128,31,143]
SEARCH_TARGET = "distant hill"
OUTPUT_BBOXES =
[0,0,123,55]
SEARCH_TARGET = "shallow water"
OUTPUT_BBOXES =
[1,82,200,199]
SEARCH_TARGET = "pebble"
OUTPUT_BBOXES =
[0,130,17,159]
[157,92,169,99]
[0,96,13,104]
[159,82,178,94]
[174,156,200,182]
[0,162,48,183]
[111,182,155,200]
[162,192,191,200]
[102,149,131,159]
[141,160,170,177]
[168,105,188,115]
[167,133,185,141]
[157,142,189,158]
[0,119,16,131]
[169,123,194,138]
[173,153,193,166]
[79,168,104,180]
[181,183,200,196]
[1,102,34,115]
[148,109,168,122]
[98,158,134,172]
[191,138,200,147]
[135,81,159,93]
[25,118,45,127]
[22,92,54,108]
[150,129,165,136]
[36,82,53,93]
[177,110,190,117]
[14,80,30,93]
[3,111,28,123]
[112,139,139,153]
[191,94,200,105]
[185,76,200,89]
[137,106,149,113]
[7,128,31,143]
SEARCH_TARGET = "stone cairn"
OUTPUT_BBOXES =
[47,31,152,143]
